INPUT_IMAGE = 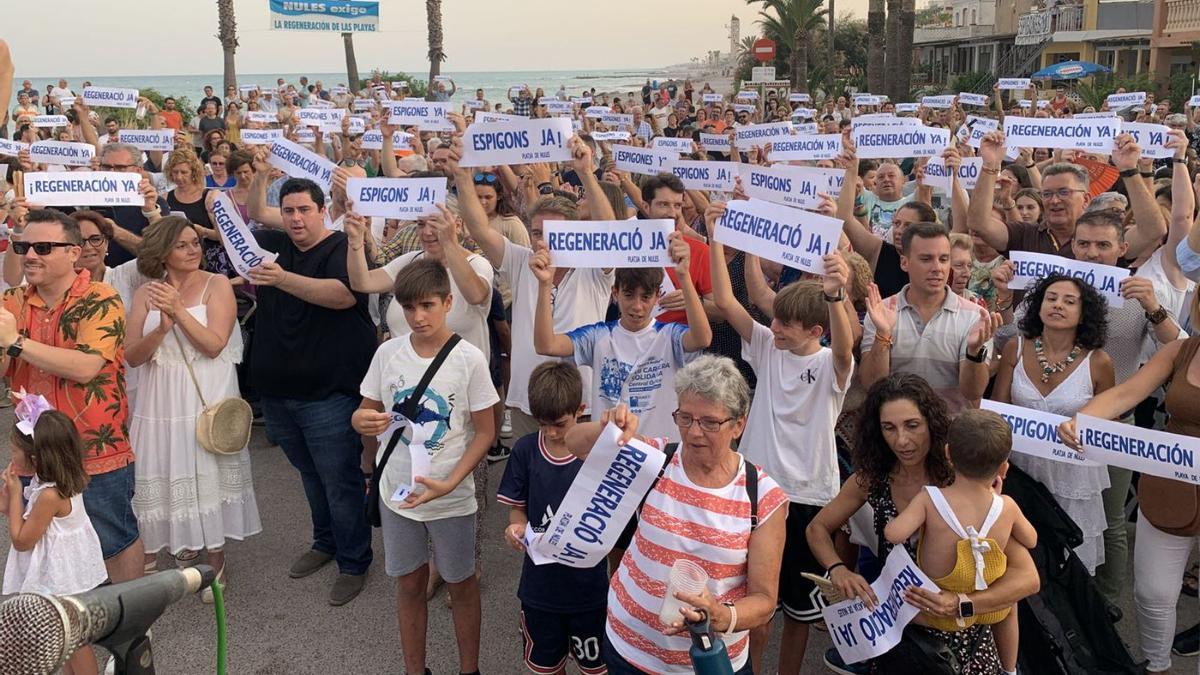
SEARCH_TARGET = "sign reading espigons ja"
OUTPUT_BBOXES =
[527,423,667,568]
[715,198,841,274]
[981,400,1098,467]
[211,192,278,279]
[1007,251,1129,306]
[459,118,572,167]
[24,171,142,207]
[346,177,446,219]
[544,219,673,268]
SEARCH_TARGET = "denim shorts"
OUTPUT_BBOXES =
[83,463,140,559]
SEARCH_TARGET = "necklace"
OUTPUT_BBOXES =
[1034,337,1081,384]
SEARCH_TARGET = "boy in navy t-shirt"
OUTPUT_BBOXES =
[497,362,608,674]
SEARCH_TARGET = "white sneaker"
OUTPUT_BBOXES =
[500,409,513,439]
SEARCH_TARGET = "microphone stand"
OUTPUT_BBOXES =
[101,564,216,675]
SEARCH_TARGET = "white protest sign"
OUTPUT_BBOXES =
[306,98,333,109]
[268,138,336,192]
[733,104,757,114]
[1190,95,1200,108]
[739,164,828,210]
[823,547,938,665]
[792,122,819,135]
[699,133,731,153]
[0,138,29,157]
[735,122,793,149]
[1106,92,1146,109]
[475,110,525,124]
[1002,116,1120,153]
[464,99,486,111]
[1018,100,1052,110]
[1075,111,1118,118]
[613,144,672,176]
[331,85,349,95]
[353,98,376,112]
[702,93,724,103]
[386,100,452,131]
[998,78,1032,90]
[981,400,1099,467]
[591,130,631,142]
[921,95,955,109]
[117,129,174,152]
[32,115,68,128]
[851,125,950,159]
[297,107,344,131]
[923,157,982,192]
[1007,251,1129,306]
[771,134,842,161]
[527,423,666,568]
[669,160,735,192]
[853,95,882,107]
[791,107,817,119]
[958,92,988,107]
[82,86,138,109]
[583,106,612,119]
[390,81,408,90]
[294,127,316,144]
[851,115,922,132]
[460,117,572,167]
[545,219,673,268]
[433,75,452,84]
[752,66,776,82]
[23,171,142,207]
[962,115,999,148]
[652,136,693,155]
[715,197,841,273]
[789,93,812,103]
[804,166,846,196]
[238,84,261,94]
[346,116,366,134]
[544,99,573,115]
[240,128,285,145]
[1077,414,1200,485]
[211,192,278,279]
[30,141,95,167]
[1121,122,1174,160]
[601,113,634,128]
[359,130,412,150]
[247,111,277,124]
[571,97,592,105]
[385,420,435,503]
[346,177,446,219]
[736,90,759,100]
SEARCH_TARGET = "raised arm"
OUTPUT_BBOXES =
[449,137,507,268]
[1162,129,1194,289]
[1112,133,1167,258]
[824,251,855,387]
[247,147,284,230]
[343,211,394,293]
[968,131,1011,252]
[742,253,776,319]
[706,205,756,341]
[835,141,882,268]
[530,245,574,357]
[433,206,490,306]
[670,232,712,352]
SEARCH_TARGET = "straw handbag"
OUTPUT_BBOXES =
[173,329,253,455]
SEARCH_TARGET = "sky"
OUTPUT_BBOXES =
[11,0,872,77]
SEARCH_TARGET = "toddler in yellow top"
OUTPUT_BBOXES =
[884,409,1037,675]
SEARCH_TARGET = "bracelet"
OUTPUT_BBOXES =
[826,561,847,574]
[1172,157,1188,165]
[1119,167,1138,178]
[141,209,160,218]
[980,164,1000,176]
[722,601,738,635]
[1140,171,1154,178]
[874,333,894,349]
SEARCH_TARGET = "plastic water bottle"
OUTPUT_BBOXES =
[686,610,734,675]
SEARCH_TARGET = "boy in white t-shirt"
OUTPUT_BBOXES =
[707,201,855,674]
[532,232,711,441]
[352,259,499,675]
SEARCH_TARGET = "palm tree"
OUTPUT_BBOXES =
[893,0,916,101]
[867,0,886,94]
[426,0,446,85]
[216,0,238,92]
[885,0,901,97]
[736,35,760,83]
[342,33,360,92]
[749,0,829,93]
[827,0,835,92]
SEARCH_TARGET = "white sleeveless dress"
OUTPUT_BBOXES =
[131,281,262,554]
[1010,337,1109,573]
[3,477,108,595]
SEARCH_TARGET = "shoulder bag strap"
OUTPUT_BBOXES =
[744,459,759,530]
[374,334,463,477]
[172,327,208,408]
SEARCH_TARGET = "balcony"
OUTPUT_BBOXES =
[1163,0,1200,34]
[914,24,995,44]
[1016,4,1084,45]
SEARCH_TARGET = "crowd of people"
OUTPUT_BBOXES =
[2,42,1200,675]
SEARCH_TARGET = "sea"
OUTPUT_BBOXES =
[15,69,701,109]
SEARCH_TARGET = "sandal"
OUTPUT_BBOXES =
[1183,562,1199,598]
[174,549,201,567]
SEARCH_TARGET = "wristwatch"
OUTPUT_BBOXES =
[6,336,24,360]
[823,289,845,303]
[1172,158,1188,165]
[965,345,988,363]
[1146,306,1169,325]
[537,182,555,195]
[957,592,974,626]
[1118,167,1139,179]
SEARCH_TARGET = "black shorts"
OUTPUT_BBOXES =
[520,604,607,674]
[779,502,828,623]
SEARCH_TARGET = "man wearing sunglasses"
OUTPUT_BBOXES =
[0,208,143,586]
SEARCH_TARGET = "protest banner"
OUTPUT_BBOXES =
[739,164,823,210]
[702,93,723,103]
[298,107,344,131]
[211,192,279,279]
[32,115,68,128]
[591,130,631,142]
[804,166,846,196]
[352,98,376,111]
[240,128,285,145]
[770,134,842,161]
[921,95,955,109]
[474,110,524,124]
[268,0,379,32]
[981,400,1099,467]
[116,129,175,152]
[386,100,453,131]
[0,138,29,157]
[238,84,261,94]
[1077,414,1200,485]
[733,104,756,114]
[851,115,921,132]
[652,136,693,154]
[526,423,667,568]
[23,171,142,207]
[791,107,817,119]
[735,122,793,149]
[1106,92,1146,109]
[714,197,841,273]
[1190,94,1200,108]
[823,547,938,664]
[922,156,982,192]
[544,219,673,268]
[571,96,592,105]
[1008,251,1128,306]
[601,113,634,128]
[1003,116,1120,153]
[792,122,819,135]
[331,85,349,95]
[543,99,573,115]
[958,92,988,107]
[851,125,950,159]
[736,90,759,100]
[583,105,612,119]
[1121,122,1174,160]
[789,93,812,103]
[1017,100,1051,109]
[699,133,731,153]
[668,160,735,192]
[82,86,138,109]
[346,177,446,219]
[359,129,411,150]
[853,94,882,107]
[895,103,920,113]
[959,115,999,148]
[1075,111,1118,119]
[346,116,366,134]
[464,99,486,111]
[613,144,672,176]
[268,138,336,192]
[30,141,95,167]
[998,78,1032,90]
[247,111,277,124]
[305,98,334,109]
[460,117,572,167]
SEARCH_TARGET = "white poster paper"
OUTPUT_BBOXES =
[652,136,693,154]
[613,144,673,176]
[895,103,920,113]
[1077,414,1200,485]
[346,177,446,219]
[792,122,819,135]
[791,107,817,119]
[921,95,955,109]
[30,141,95,167]
[1190,95,1200,108]
[714,197,841,273]
[460,117,572,167]
[733,104,756,114]
[474,110,525,124]
[32,115,68,128]
[981,400,1099,467]
[669,160,735,192]
[386,100,453,131]
[851,125,950,159]
[923,157,982,192]
[240,128,285,145]
[583,106,612,119]
[82,86,139,109]
[544,100,573,115]
[117,129,174,152]
[23,171,142,207]
[958,92,988,107]
[246,111,277,124]
[751,66,776,82]
[359,130,412,150]
[1003,116,1120,153]
[1007,250,1129,306]
[739,164,829,210]
[211,192,279,279]
[735,122,793,149]
[592,130,631,142]
[0,138,29,157]
[962,115,999,148]
[268,138,336,192]
[1121,122,1174,160]
[998,78,1032,90]
[1106,92,1146,109]
[600,113,634,128]
[699,133,731,153]
[702,93,724,103]
[771,134,842,161]
[544,219,673,268]
[736,90,759,100]
[789,93,812,103]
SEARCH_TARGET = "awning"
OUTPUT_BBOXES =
[1051,29,1151,43]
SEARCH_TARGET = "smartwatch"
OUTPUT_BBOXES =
[6,336,24,360]
[957,592,974,625]
[537,182,555,195]
[823,289,845,303]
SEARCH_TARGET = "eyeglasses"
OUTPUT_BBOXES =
[473,173,498,185]
[672,410,734,432]
[99,163,136,171]
[13,241,77,255]
[81,235,108,248]
[1040,188,1086,201]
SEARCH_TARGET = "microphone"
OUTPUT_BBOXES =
[0,565,214,675]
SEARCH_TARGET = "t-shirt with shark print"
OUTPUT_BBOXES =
[360,333,499,522]
[496,431,608,613]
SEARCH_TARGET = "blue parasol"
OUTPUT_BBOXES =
[1031,60,1112,80]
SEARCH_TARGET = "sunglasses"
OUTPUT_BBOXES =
[473,173,498,185]
[14,241,77,255]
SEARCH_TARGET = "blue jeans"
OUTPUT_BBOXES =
[263,393,372,575]
[602,633,753,674]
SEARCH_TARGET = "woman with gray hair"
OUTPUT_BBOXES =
[566,355,788,674]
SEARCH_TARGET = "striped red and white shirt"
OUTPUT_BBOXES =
[606,445,788,673]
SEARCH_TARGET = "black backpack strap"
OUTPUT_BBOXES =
[614,442,678,552]
[744,459,759,530]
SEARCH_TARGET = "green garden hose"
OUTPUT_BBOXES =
[211,579,227,675]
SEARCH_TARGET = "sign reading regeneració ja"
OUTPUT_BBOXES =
[82,86,139,109]
[32,115,68,128]
[714,198,841,274]
[211,192,279,279]
[117,129,175,152]
[23,171,142,207]
[544,220,674,269]
[459,117,572,167]
[1007,251,1129,306]
[345,177,446,219]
